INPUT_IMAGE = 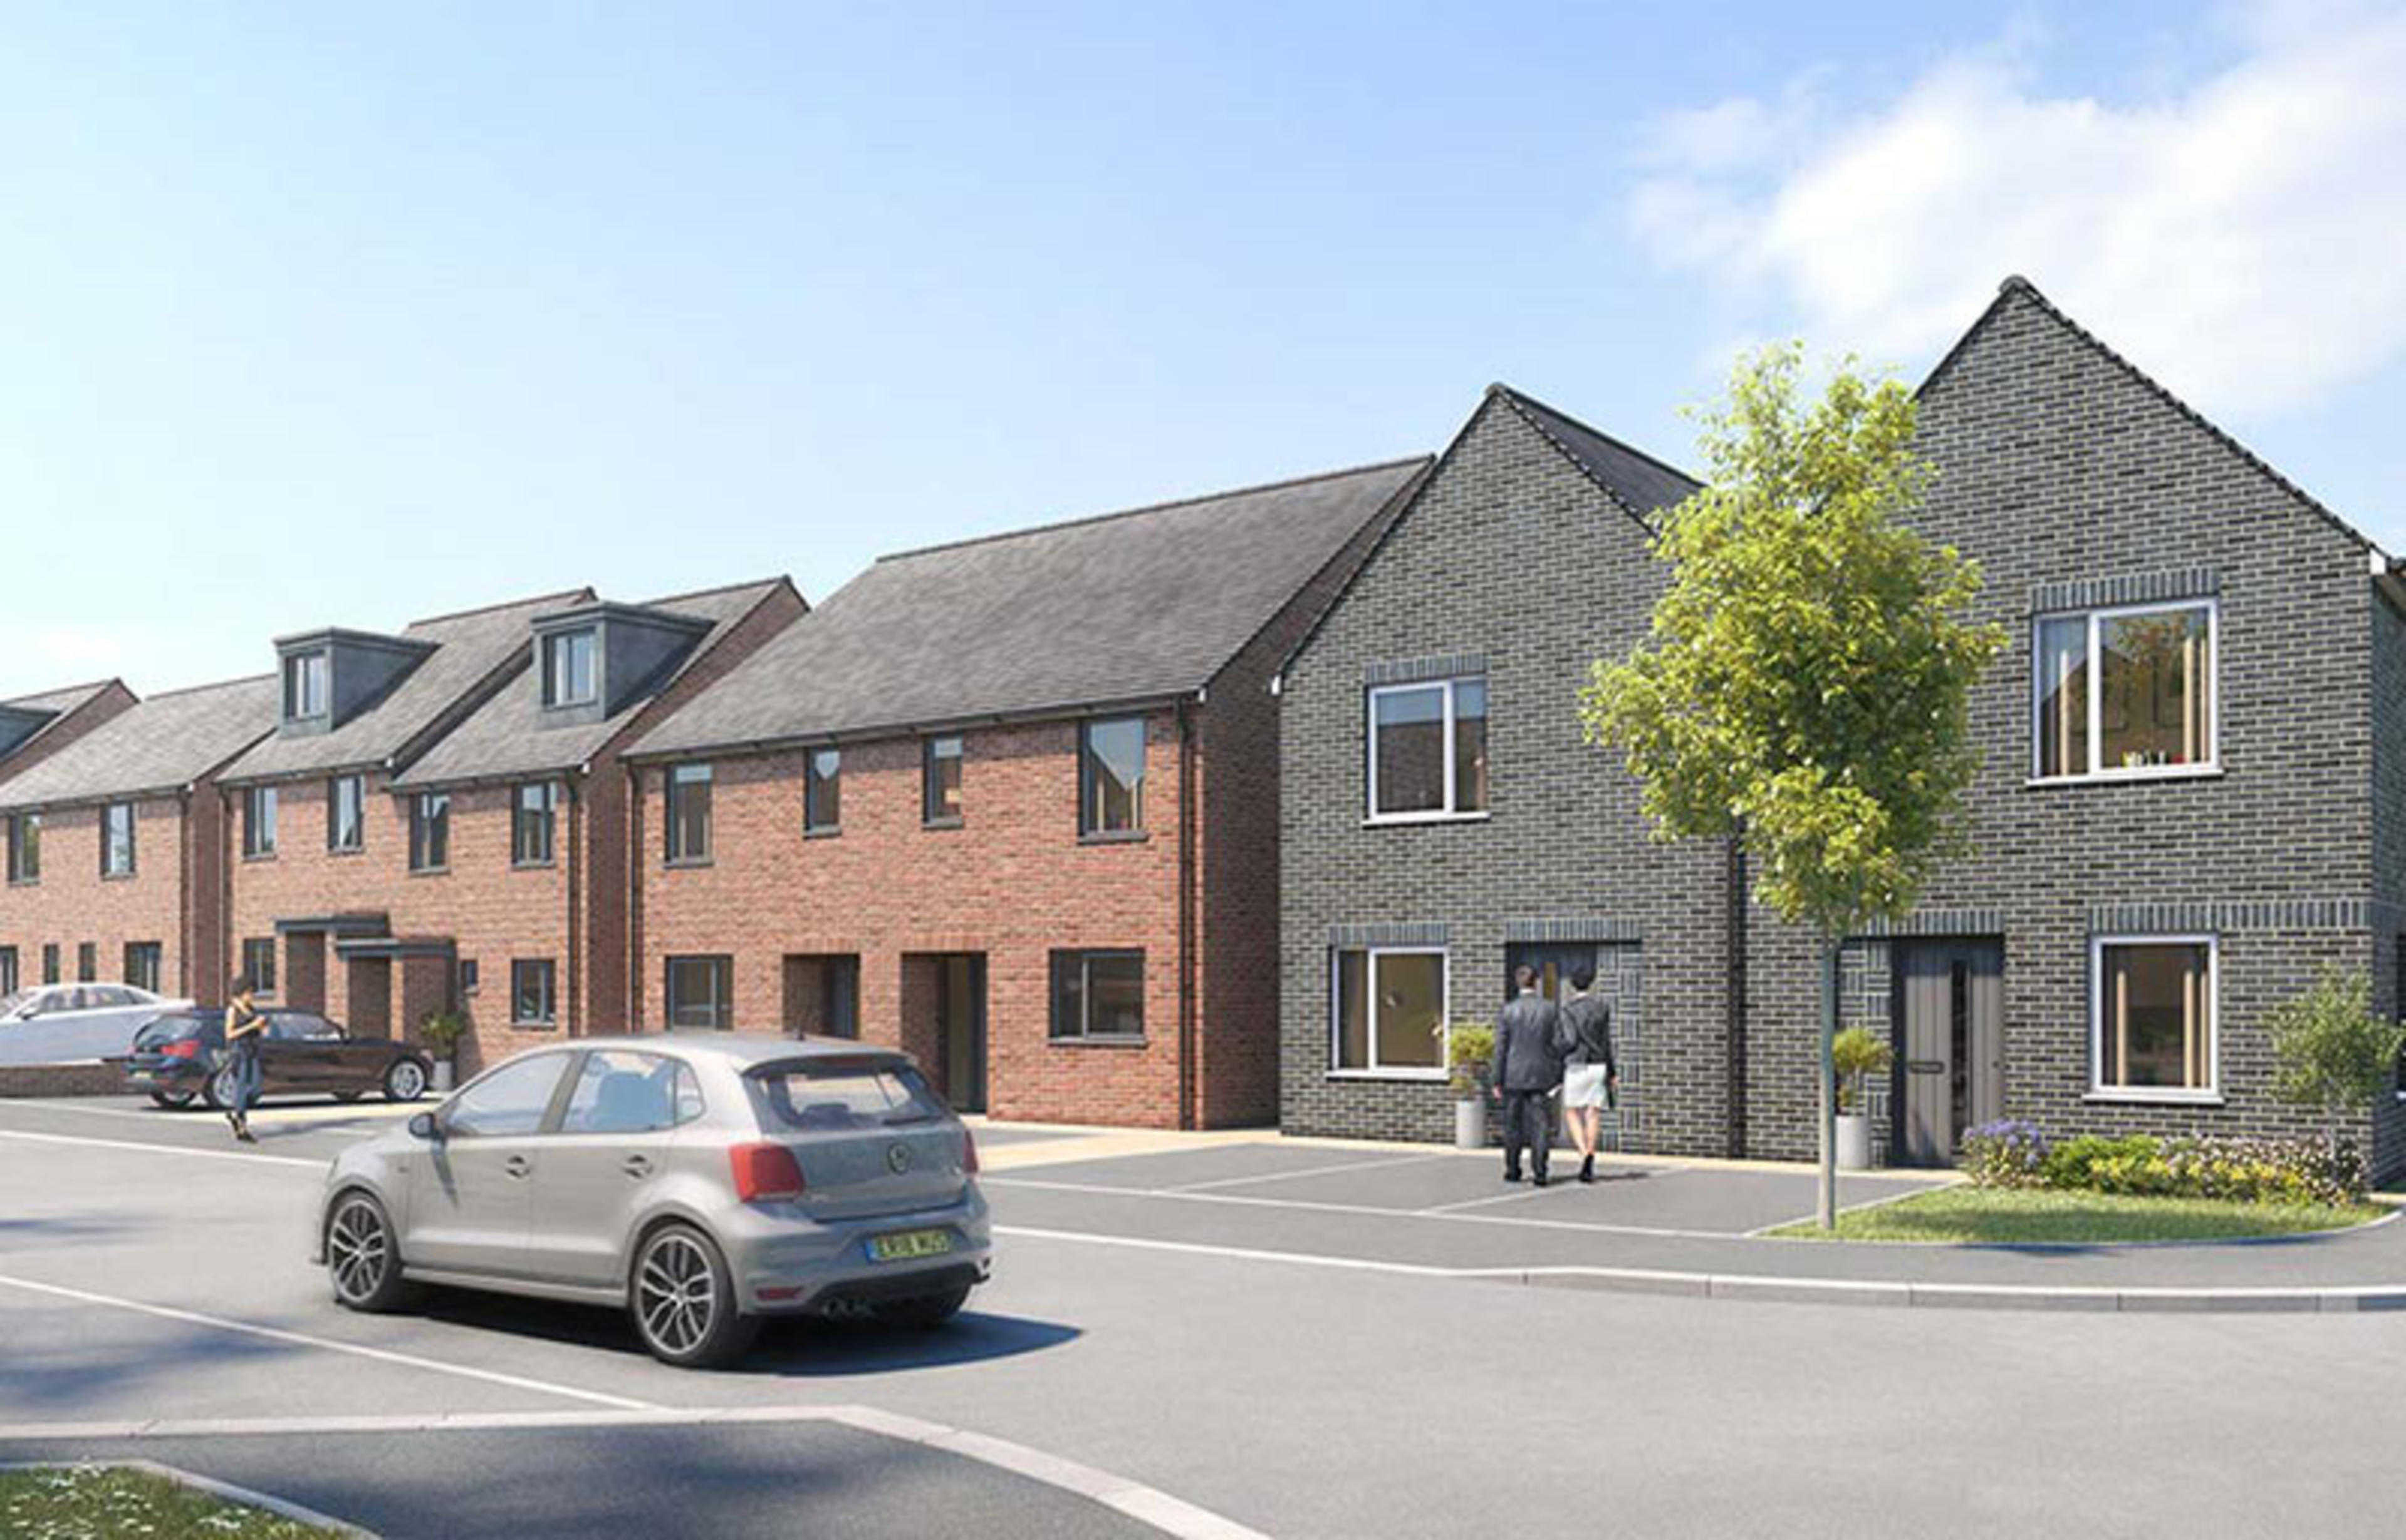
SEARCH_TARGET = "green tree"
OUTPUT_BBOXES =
[2268,969,2403,1168]
[1579,345,2005,1226]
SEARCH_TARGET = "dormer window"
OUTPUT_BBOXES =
[283,652,328,722]
[543,630,598,709]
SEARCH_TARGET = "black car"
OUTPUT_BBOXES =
[123,1009,434,1110]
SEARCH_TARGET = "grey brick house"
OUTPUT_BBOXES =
[1279,278,2406,1177]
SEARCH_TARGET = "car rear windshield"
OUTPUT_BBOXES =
[749,1059,949,1132]
[133,1014,212,1049]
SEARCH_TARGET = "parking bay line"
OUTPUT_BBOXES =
[1158,1150,1460,1193]
[985,1174,1763,1242]
[0,1272,658,1412]
[0,1405,1274,1540]
[0,1126,325,1168]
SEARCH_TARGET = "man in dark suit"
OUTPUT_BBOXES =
[1489,965,1565,1185]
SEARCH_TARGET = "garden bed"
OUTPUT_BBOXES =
[1771,1185,2388,1244]
[0,1463,349,1538]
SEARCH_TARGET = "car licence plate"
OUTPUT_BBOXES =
[868,1229,954,1262]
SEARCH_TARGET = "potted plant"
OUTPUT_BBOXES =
[1444,1021,1496,1150]
[417,1009,467,1093]
[1831,1026,1891,1170]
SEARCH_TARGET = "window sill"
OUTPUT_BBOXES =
[511,859,557,871]
[327,846,365,858]
[1363,811,1492,828]
[1049,1035,1148,1048]
[922,818,964,832]
[1325,1068,1447,1083]
[101,871,135,883]
[664,857,714,870]
[409,866,450,878]
[805,826,841,840]
[511,1020,559,1031]
[241,852,278,863]
[1079,830,1150,846]
[2082,1090,2225,1108]
[2026,766,2223,789]
[6,878,36,888]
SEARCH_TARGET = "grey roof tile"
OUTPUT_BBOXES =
[394,579,793,788]
[635,458,1430,757]
[0,675,279,810]
[222,589,592,783]
[1491,385,1700,526]
[0,680,123,770]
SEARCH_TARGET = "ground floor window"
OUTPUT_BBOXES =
[0,945,16,996]
[511,959,558,1028]
[1049,950,1145,1041]
[123,942,162,995]
[1333,947,1447,1075]
[665,955,733,1030]
[241,937,278,996]
[2093,936,2215,1098]
[41,944,59,985]
[76,942,96,982]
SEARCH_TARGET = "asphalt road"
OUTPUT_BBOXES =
[6,1096,2406,1538]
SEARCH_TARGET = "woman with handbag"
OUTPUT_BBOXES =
[1556,965,1617,1184]
[221,973,268,1143]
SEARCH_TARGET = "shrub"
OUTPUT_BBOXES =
[1830,1026,1892,1115]
[1959,1119,2048,1187]
[1444,1022,1495,1099]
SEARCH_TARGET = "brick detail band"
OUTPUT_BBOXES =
[1362,653,1487,687]
[2029,566,2219,615]
[2088,899,2372,934]
[1501,916,1642,943]
[1326,922,1449,947]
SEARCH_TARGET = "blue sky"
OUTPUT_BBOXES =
[6,1,2402,697]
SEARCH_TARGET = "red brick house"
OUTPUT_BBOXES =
[385,578,804,1069]
[625,459,1430,1128]
[0,675,279,1005]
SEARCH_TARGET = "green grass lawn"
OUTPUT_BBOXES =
[0,1464,343,1538]
[1770,1184,2390,1244]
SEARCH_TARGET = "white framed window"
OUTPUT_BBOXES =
[1367,679,1488,821]
[2033,600,2217,781]
[1330,946,1448,1078]
[2090,935,2218,1102]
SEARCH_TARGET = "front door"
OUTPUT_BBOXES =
[939,955,987,1114]
[1893,939,2004,1166]
[1504,944,1596,1007]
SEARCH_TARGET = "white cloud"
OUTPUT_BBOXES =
[1630,2,2406,415]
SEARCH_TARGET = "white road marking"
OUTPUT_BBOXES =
[0,1127,323,1169]
[0,1272,656,1412]
[0,1406,1273,1540]
[1160,1150,1457,1192]
[1744,1179,1949,1237]
[985,1174,1766,1241]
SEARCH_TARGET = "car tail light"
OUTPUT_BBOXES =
[161,1040,200,1060]
[729,1142,806,1202]
[961,1127,980,1175]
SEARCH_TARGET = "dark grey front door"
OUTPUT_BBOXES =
[1893,939,2003,1165]
[939,954,987,1114]
[1504,944,1596,1007]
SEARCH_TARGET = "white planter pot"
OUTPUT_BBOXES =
[1454,1098,1487,1151]
[431,1059,456,1093]
[1836,1112,1873,1171]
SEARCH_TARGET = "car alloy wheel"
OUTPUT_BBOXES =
[325,1193,413,1312]
[383,1059,428,1102]
[207,1067,240,1111]
[631,1225,758,1368]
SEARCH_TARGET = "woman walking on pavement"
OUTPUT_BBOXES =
[222,972,267,1143]
[1557,965,1617,1184]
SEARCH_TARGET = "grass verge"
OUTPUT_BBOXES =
[1770,1185,2387,1244]
[0,1463,345,1538]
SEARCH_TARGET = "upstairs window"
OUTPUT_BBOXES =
[1079,717,1147,836]
[242,786,278,858]
[410,791,450,873]
[283,650,328,722]
[805,749,841,834]
[513,782,558,866]
[2035,602,2216,779]
[924,736,963,825]
[327,775,365,853]
[101,803,135,878]
[4,814,34,883]
[543,629,598,709]
[1368,679,1487,820]
[665,764,712,864]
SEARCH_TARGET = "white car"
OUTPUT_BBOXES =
[0,982,190,1066]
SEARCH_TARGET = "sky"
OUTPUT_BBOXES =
[4,0,2403,698]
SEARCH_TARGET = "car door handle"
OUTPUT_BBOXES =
[622,1155,655,1178]
[503,1154,533,1179]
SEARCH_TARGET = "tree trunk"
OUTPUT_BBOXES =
[1818,937,1838,1230]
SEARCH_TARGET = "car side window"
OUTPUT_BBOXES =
[444,1054,571,1138]
[268,1014,314,1041]
[559,1050,683,1135]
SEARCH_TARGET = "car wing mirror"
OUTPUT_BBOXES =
[408,1111,442,1142]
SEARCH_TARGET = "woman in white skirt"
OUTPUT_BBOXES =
[1556,965,1617,1184]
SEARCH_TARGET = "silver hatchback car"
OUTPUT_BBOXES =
[314,1033,992,1366]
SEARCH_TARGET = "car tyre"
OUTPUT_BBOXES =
[630,1224,758,1369]
[382,1058,430,1103]
[203,1065,239,1112]
[148,1088,197,1110]
[871,1284,973,1331]
[332,1090,365,1103]
[325,1192,417,1313]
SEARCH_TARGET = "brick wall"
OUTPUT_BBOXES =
[0,794,195,1000]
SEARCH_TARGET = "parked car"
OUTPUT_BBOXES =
[124,1008,434,1110]
[0,982,189,1066]
[314,1034,992,1367]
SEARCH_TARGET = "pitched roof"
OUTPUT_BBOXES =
[0,680,124,769]
[222,588,593,783]
[393,579,796,788]
[0,675,279,811]
[633,458,1431,757]
[1490,385,1700,529]
[1924,276,2376,554]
